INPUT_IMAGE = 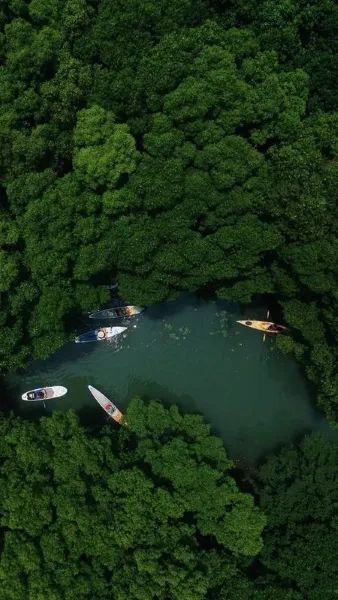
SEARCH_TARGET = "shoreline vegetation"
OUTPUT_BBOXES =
[0,0,337,596]
[0,399,336,599]
[0,0,337,424]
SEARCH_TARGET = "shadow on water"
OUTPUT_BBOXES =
[235,294,292,329]
[263,340,328,424]
[124,377,198,412]
[214,297,239,313]
[147,293,240,323]
[76,403,105,429]
[0,376,16,413]
[146,294,200,321]
[253,425,325,473]
[9,398,49,421]
[120,377,234,455]
[231,424,321,491]
[8,341,98,386]
[4,292,338,464]
[37,340,98,371]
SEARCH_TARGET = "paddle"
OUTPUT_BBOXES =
[263,309,270,343]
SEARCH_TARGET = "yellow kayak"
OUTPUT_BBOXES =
[236,320,287,333]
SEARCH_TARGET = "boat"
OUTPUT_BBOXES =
[75,326,127,343]
[89,305,144,319]
[236,320,288,333]
[88,385,124,424]
[22,386,67,401]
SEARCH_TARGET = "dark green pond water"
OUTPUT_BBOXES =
[7,295,334,463]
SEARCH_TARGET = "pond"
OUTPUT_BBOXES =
[6,294,334,463]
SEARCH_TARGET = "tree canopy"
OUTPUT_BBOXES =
[256,433,338,600]
[0,399,266,600]
[0,0,337,424]
[0,401,336,599]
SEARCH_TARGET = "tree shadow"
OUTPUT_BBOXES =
[0,376,17,413]
[76,403,105,429]
[146,291,238,322]
[145,293,198,320]
[124,376,200,415]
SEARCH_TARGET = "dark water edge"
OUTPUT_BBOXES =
[0,376,14,413]
[2,293,337,464]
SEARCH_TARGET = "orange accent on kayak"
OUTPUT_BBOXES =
[88,385,125,425]
[236,320,288,333]
[113,410,124,425]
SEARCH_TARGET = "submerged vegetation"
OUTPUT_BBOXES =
[0,0,337,421]
[0,400,336,599]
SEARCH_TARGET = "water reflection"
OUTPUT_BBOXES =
[5,294,336,463]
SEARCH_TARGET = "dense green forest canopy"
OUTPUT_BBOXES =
[0,0,337,422]
[256,433,338,600]
[0,400,265,599]
[0,400,336,599]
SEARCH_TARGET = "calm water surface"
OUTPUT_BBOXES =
[7,295,334,462]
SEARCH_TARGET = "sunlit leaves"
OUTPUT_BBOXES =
[0,404,266,598]
[0,0,336,427]
[74,106,139,190]
[0,251,19,292]
[257,434,338,599]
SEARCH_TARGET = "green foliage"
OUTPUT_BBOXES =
[73,106,139,190]
[219,0,338,111]
[0,0,337,424]
[1,403,335,599]
[279,300,338,422]
[0,401,266,599]
[256,434,338,599]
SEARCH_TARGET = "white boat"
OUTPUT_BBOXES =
[75,326,127,343]
[88,385,124,424]
[89,305,144,319]
[22,386,67,401]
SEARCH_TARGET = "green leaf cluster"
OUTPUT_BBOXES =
[0,401,266,599]
[0,0,337,423]
[0,402,337,599]
[255,434,338,599]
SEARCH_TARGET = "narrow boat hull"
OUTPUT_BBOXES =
[88,385,124,424]
[89,306,144,319]
[236,320,287,333]
[75,326,127,343]
[22,386,68,401]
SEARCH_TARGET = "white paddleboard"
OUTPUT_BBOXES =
[22,386,67,401]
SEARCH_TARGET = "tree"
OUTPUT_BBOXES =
[73,105,139,190]
[255,434,338,600]
[0,401,266,599]
[0,0,337,425]
[215,0,338,111]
